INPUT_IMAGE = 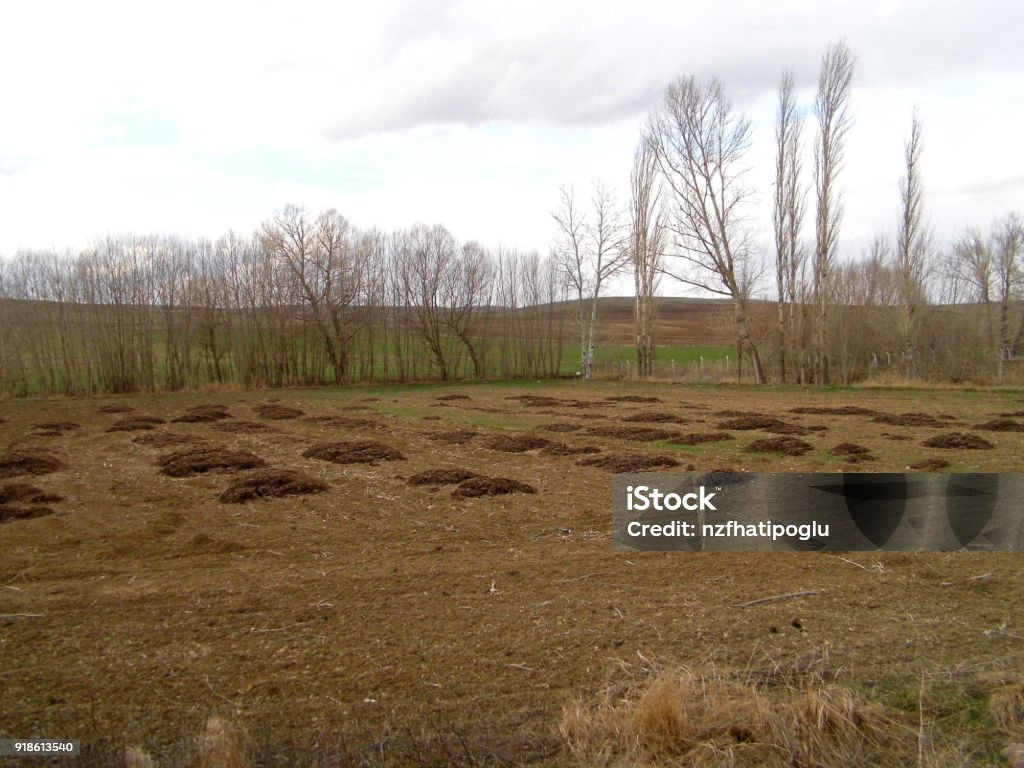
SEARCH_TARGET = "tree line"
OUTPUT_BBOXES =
[0,210,567,396]
[556,39,1024,386]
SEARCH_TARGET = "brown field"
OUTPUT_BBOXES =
[2,380,1024,766]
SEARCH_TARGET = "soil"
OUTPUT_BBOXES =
[921,432,994,449]
[303,415,380,429]
[0,483,65,504]
[790,406,880,416]
[407,468,482,486]
[666,432,734,446]
[483,434,551,452]
[97,405,135,413]
[253,404,305,420]
[0,504,60,523]
[302,440,406,465]
[909,458,951,471]
[425,429,480,445]
[170,404,232,423]
[717,416,811,435]
[606,395,662,403]
[131,431,207,448]
[0,450,66,478]
[881,432,913,441]
[157,447,267,477]
[972,418,1024,432]
[539,423,582,433]
[621,412,687,423]
[578,453,681,471]
[873,412,949,428]
[436,394,471,401]
[539,443,602,456]
[584,426,679,441]
[106,415,167,432]
[31,421,81,436]
[209,421,280,435]
[746,436,813,456]
[218,469,329,503]
[829,442,873,456]
[451,476,537,498]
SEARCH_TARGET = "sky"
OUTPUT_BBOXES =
[1,0,1022,296]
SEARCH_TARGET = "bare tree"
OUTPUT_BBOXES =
[629,134,665,378]
[895,109,931,379]
[773,67,806,384]
[552,182,628,379]
[649,75,765,383]
[812,40,855,385]
[994,212,1024,383]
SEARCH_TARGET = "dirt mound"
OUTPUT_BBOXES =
[909,458,951,471]
[998,410,1024,417]
[209,421,279,435]
[303,415,379,429]
[97,405,134,414]
[667,432,734,446]
[483,434,551,452]
[107,415,166,432]
[921,432,994,450]
[253,404,304,420]
[539,443,602,456]
[717,416,810,435]
[0,450,66,478]
[506,395,603,409]
[218,469,329,503]
[131,431,206,447]
[584,426,679,441]
[0,504,59,523]
[425,430,479,445]
[171,404,231,423]
[972,418,1024,432]
[435,394,470,401]
[872,412,947,428]
[539,423,581,433]
[830,442,872,456]
[0,483,65,505]
[621,412,686,424]
[881,432,912,441]
[746,437,813,456]
[578,454,680,472]
[407,468,481,486]
[302,440,405,465]
[790,405,879,416]
[31,421,81,436]
[606,395,662,403]
[157,447,267,477]
[452,476,537,498]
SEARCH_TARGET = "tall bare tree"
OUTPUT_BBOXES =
[629,134,665,378]
[773,67,806,383]
[812,40,855,385]
[649,75,765,383]
[895,109,930,379]
[552,182,628,379]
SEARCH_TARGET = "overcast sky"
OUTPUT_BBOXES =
[2,0,1022,294]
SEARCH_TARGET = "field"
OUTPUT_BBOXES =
[2,380,1024,766]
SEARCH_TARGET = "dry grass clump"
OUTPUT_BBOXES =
[171,404,231,423]
[196,714,249,768]
[747,437,813,456]
[407,468,481,486]
[107,415,166,432]
[219,469,329,503]
[667,432,734,446]
[451,476,537,498]
[921,432,994,450]
[253,403,304,420]
[989,680,1024,730]
[584,425,680,441]
[561,666,909,768]
[0,449,66,478]
[579,454,680,472]
[302,440,405,465]
[157,447,267,477]
[484,434,551,452]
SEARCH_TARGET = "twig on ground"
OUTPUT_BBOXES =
[732,590,823,608]
[941,572,993,588]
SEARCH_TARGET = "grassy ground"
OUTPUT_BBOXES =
[1,380,1023,766]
